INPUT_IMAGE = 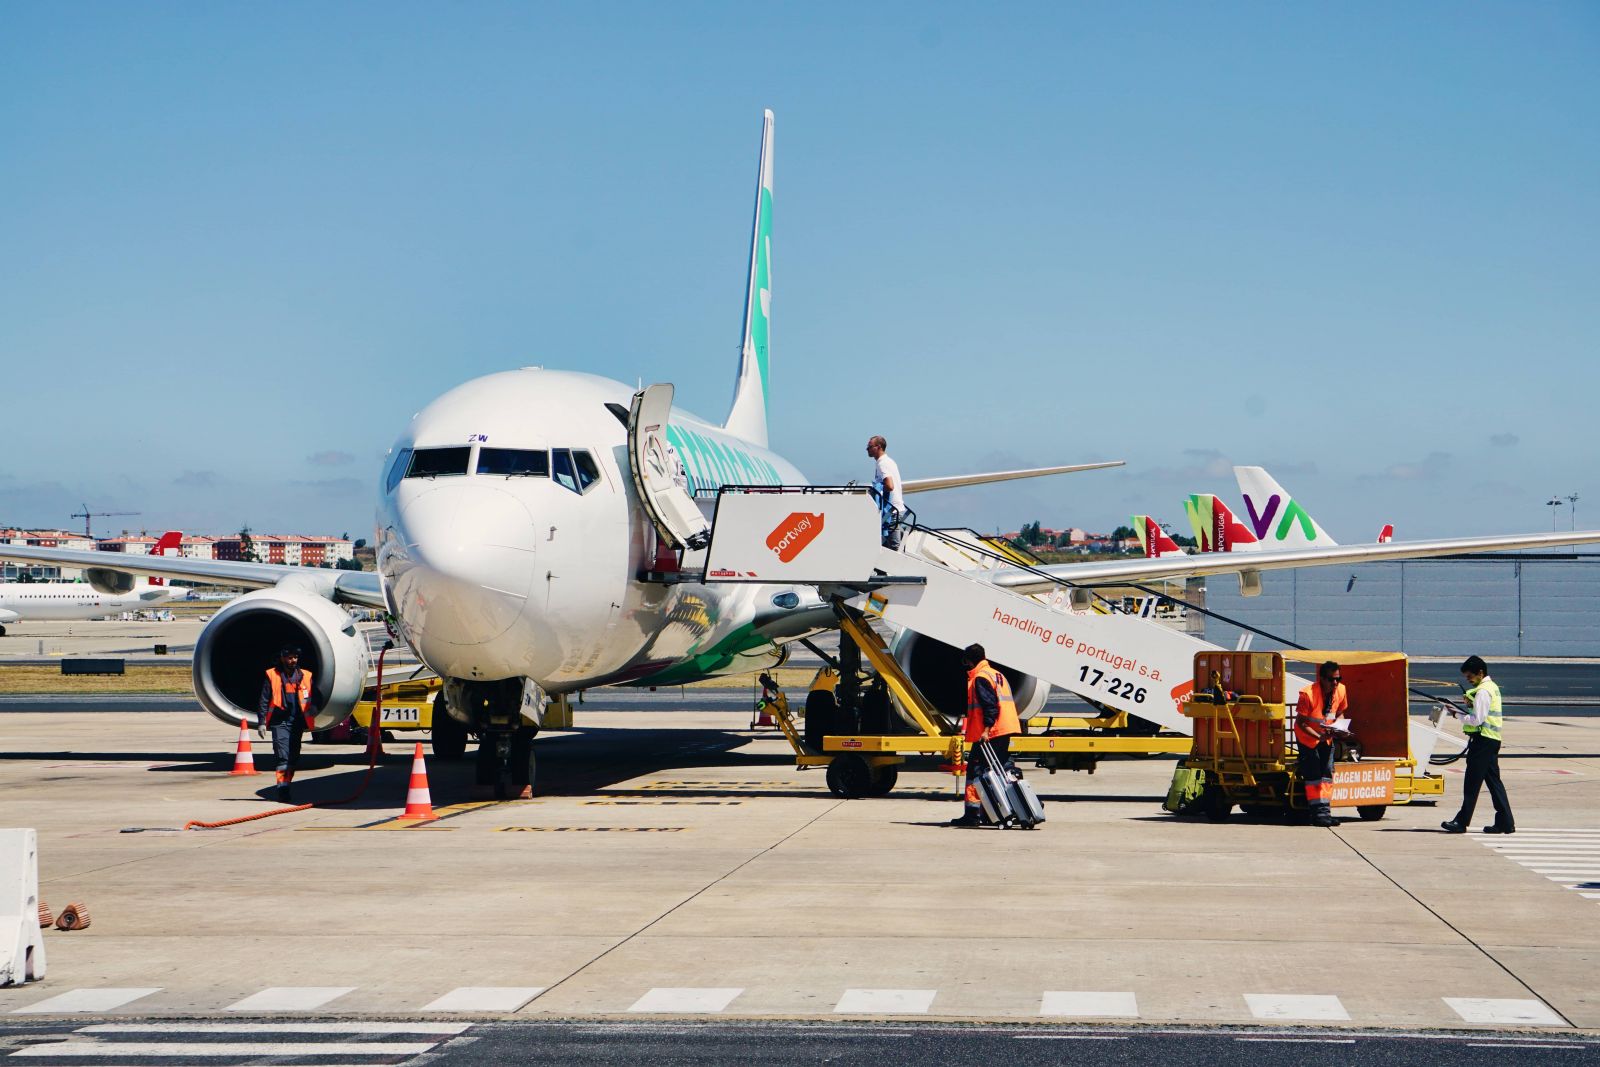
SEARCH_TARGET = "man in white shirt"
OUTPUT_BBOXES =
[866,435,905,548]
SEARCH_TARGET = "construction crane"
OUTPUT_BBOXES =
[70,504,141,539]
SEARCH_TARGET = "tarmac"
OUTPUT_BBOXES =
[3,693,1598,1038]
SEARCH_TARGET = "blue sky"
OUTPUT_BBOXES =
[3,2,1595,541]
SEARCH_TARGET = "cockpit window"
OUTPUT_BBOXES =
[476,448,549,477]
[574,450,601,491]
[405,446,472,478]
[550,449,602,494]
[386,448,412,492]
[552,449,579,493]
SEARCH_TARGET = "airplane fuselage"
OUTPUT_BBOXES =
[0,582,182,625]
[376,368,823,693]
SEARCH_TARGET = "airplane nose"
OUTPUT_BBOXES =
[394,482,538,648]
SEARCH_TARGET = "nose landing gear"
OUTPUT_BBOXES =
[448,678,540,800]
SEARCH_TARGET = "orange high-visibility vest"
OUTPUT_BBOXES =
[1294,681,1347,748]
[964,660,1020,743]
[266,667,315,729]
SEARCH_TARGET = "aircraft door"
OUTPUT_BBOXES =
[627,384,711,550]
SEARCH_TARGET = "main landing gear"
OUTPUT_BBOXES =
[440,678,538,799]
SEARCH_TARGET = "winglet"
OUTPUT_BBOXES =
[724,109,775,448]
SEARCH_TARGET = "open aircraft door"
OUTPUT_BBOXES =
[627,383,711,550]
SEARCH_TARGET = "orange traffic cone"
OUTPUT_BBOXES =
[398,742,437,821]
[229,720,259,776]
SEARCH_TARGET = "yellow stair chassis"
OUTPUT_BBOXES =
[770,600,1195,788]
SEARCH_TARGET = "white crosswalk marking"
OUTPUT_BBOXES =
[834,988,937,1014]
[1245,993,1350,1021]
[1039,991,1139,1017]
[1476,828,1600,906]
[11,988,160,1015]
[422,987,545,1012]
[81,1022,471,1034]
[629,987,744,1013]
[12,1040,437,1057]
[1445,997,1565,1026]
[6,1021,461,1064]
[225,986,356,1012]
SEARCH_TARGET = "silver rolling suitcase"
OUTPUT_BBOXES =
[973,742,1015,826]
[978,741,1045,829]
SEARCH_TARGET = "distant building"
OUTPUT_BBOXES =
[1,528,93,580]
[97,535,160,555]
[211,534,353,566]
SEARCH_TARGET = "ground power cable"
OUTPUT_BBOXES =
[182,641,399,830]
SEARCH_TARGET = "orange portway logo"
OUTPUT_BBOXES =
[766,512,825,562]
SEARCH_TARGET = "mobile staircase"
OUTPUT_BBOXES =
[698,485,1445,802]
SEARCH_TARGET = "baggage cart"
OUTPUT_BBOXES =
[1181,650,1444,821]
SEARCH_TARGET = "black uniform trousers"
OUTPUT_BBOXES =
[1454,734,1513,830]
[1297,740,1335,816]
[270,718,306,777]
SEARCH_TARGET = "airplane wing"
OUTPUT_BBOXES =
[987,529,1600,594]
[0,543,386,609]
[903,461,1124,494]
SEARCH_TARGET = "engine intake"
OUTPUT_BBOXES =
[892,630,1049,729]
[192,589,371,730]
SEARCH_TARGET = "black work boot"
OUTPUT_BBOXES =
[947,810,982,827]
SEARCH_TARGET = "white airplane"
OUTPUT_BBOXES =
[0,531,189,635]
[3,110,1597,796]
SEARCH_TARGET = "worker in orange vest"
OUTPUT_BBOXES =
[949,643,1021,827]
[258,645,316,803]
[1294,661,1348,827]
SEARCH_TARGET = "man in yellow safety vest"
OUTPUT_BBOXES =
[1442,655,1513,834]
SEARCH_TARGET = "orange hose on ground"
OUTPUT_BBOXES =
[184,644,396,831]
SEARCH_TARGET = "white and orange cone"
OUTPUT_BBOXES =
[398,742,437,821]
[229,720,259,776]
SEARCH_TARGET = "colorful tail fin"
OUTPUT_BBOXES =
[1183,494,1260,552]
[1132,516,1182,558]
[146,530,183,586]
[723,109,774,448]
[1377,523,1394,543]
[1232,466,1338,548]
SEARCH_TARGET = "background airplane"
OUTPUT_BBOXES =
[0,531,188,635]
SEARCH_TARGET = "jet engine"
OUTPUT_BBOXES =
[891,630,1049,730]
[192,589,371,730]
[83,567,138,595]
